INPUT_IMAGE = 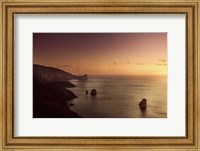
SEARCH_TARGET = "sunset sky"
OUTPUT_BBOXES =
[33,33,167,76]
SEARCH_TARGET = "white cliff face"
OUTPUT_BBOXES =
[33,64,77,82]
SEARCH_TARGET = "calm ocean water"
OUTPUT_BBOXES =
[68,75,167,118]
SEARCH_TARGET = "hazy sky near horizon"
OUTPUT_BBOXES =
[33,33,167,76]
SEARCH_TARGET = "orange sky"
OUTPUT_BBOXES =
[33,33,167,76]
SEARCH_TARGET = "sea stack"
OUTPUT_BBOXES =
[77,74,88,80]
[90,89,97,96]
[139,98,147,110]
[86,90,88,95]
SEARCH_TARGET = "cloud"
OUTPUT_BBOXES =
[158,59,166,63]
[56,64,72,68]
[136,63,144,65]
[126,62,130,64]
[63,64,72,68]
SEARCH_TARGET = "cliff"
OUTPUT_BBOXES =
[33,64,83,118]
[33,78,80,118]
[33,64,87,82]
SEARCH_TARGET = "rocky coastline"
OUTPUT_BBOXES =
[33,64,87,118]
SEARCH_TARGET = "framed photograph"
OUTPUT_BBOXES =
[0,0,199,150]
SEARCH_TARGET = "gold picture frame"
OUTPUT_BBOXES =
[0,0,199,150]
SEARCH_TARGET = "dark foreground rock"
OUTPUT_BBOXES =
[34,78,77,101]
[139,98,147,110]
[90,89,97,96]
[33,64,86,118]
[55,81,76,88]
[33,78,81,118]
[33,97,80,118]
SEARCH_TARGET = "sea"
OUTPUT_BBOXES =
[68,75,167,118]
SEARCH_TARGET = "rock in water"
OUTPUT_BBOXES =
[86,90,88,95]
[139,98,147,110]
[90,89,97,96]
